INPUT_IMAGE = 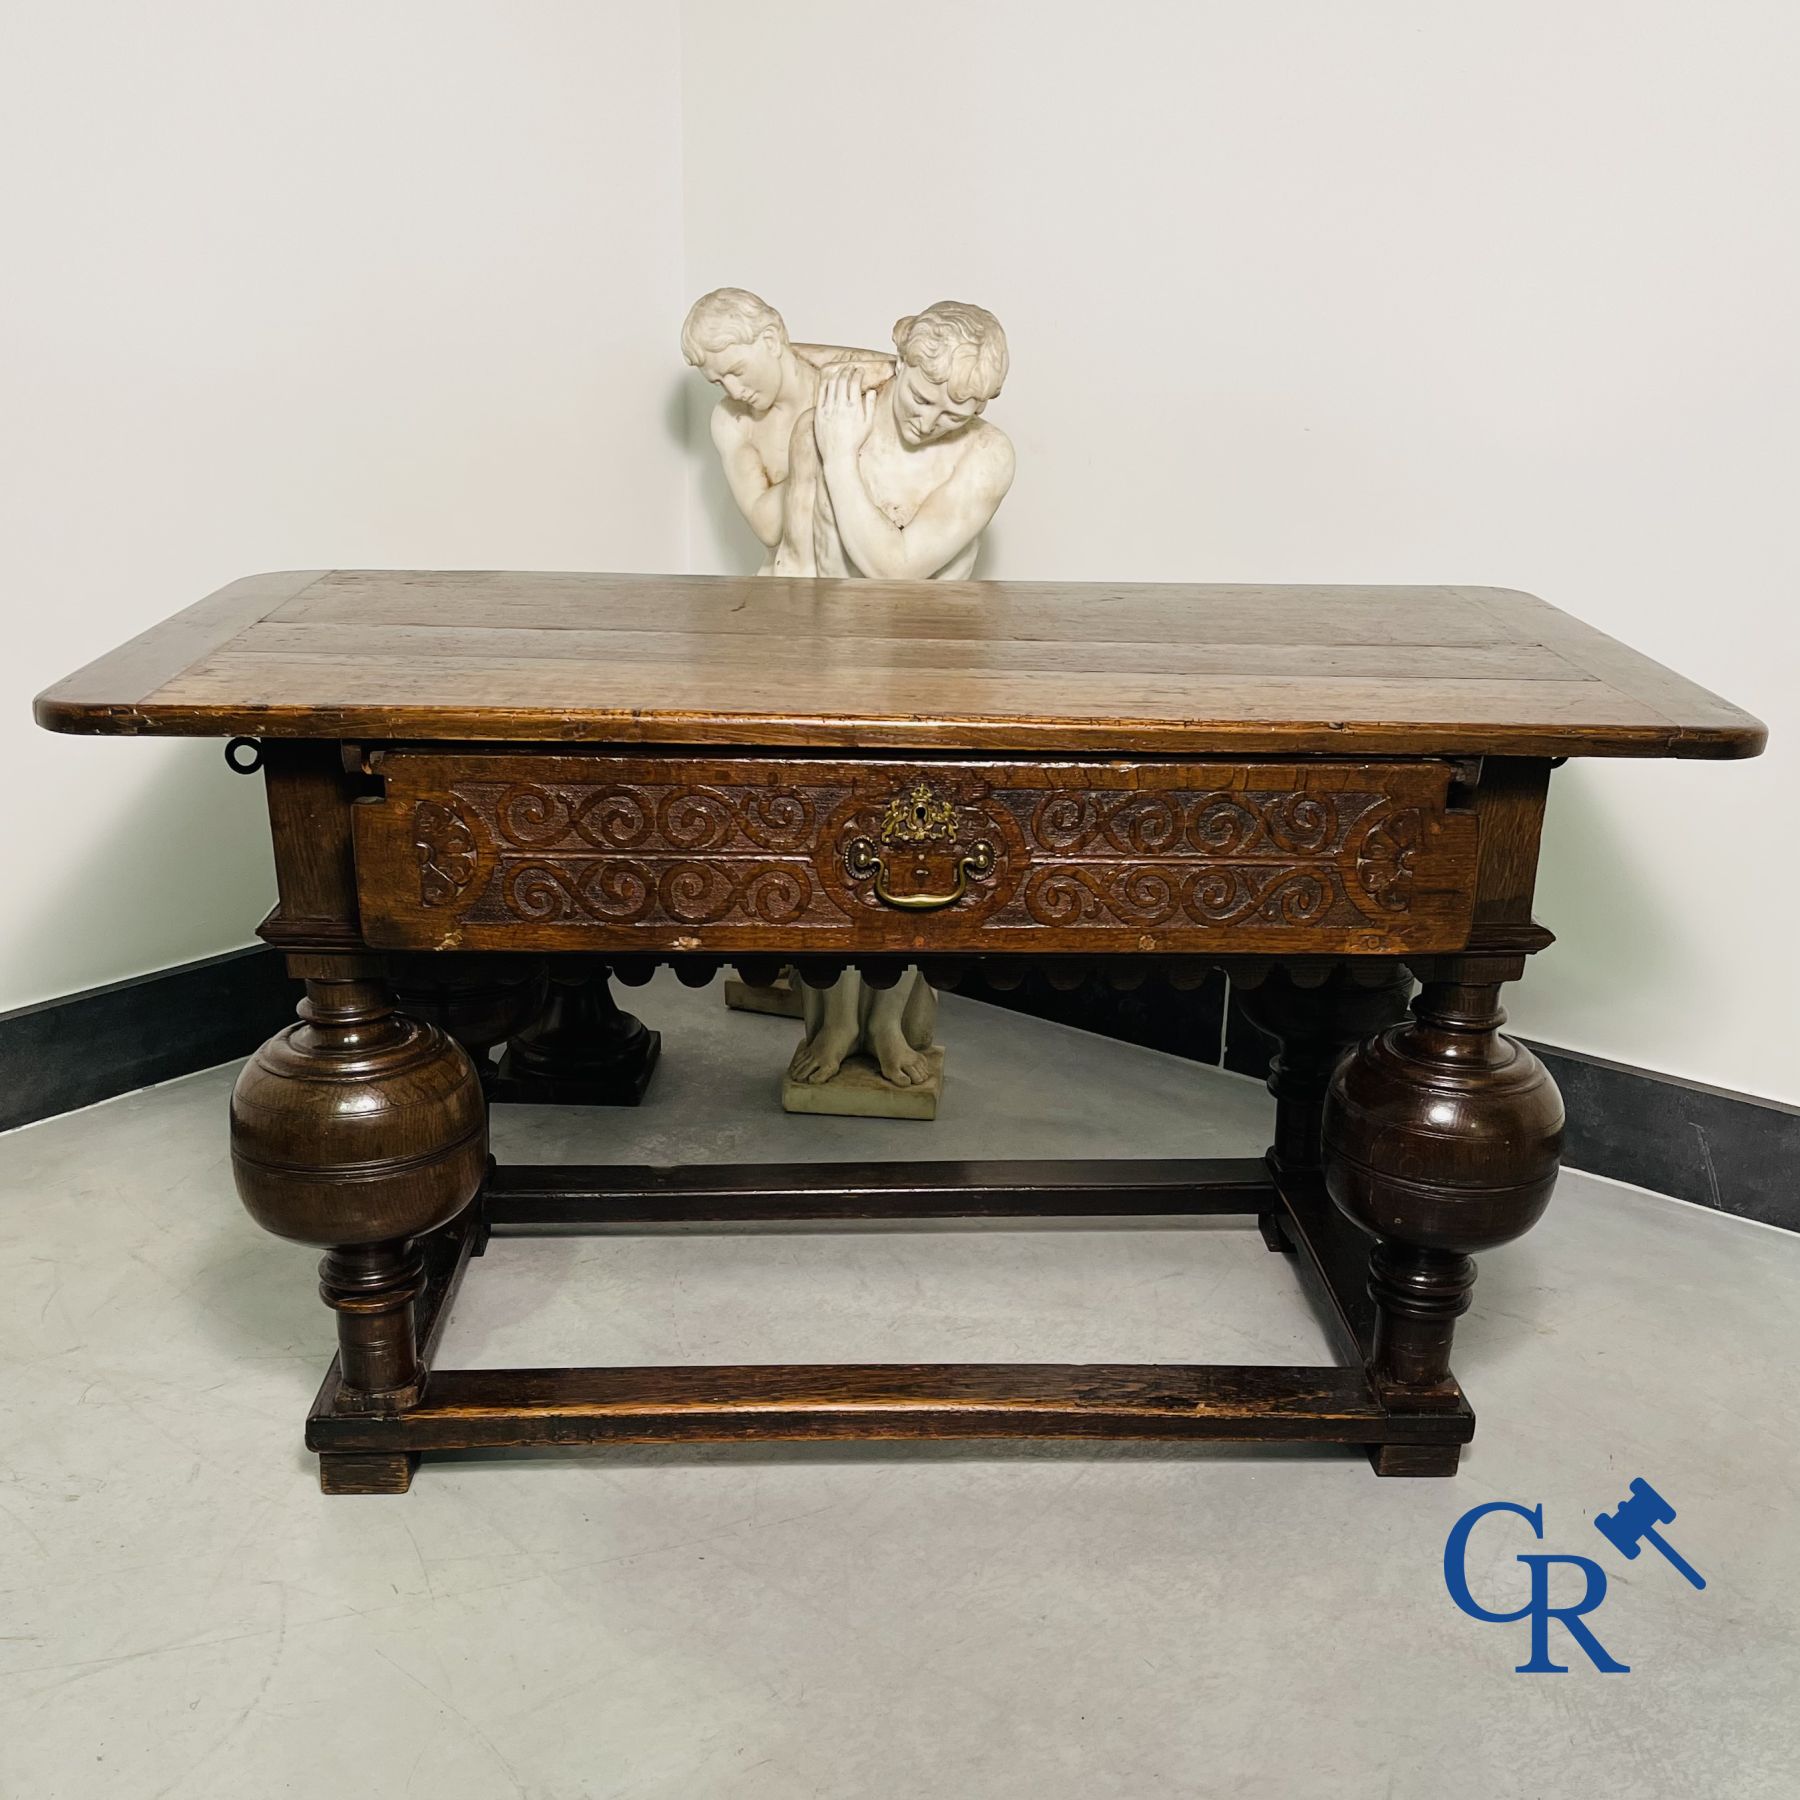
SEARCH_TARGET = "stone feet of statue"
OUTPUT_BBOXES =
[788,1021,860,1085]
[870,1020,932,1087]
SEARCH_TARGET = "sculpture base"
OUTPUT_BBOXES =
[781,1047,945,1121]
[725,974,804,1019]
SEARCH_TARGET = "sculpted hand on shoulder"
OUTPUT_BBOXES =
[813,366,878,463]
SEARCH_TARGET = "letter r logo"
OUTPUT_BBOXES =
[1514,1554,1629,1673]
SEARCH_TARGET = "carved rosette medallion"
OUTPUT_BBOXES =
[413,798,482,908]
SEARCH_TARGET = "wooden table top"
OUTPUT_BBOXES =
[35,569,1764,759]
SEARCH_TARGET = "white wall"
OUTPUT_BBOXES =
[1,2,686,1011]
[679,0,1800,1105]
[7,3,1794,1108]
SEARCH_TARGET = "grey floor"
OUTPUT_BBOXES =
[2,974,1796,1799]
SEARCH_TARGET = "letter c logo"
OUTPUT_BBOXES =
[1444,1500,1544,1623]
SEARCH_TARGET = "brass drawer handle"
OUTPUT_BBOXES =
[847,837,995,911]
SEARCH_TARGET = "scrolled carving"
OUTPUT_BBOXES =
[495,783,574,848]
[739,787,816,852]
[503,862,576,923]
[1188,796,1262,856]
[1189,792,1340,857]
[1020,863,1337,930]
[1019,869,1094,927]
[373,756,1472,950]
[1115,866,1179,917]
[571,788,653,850]
[1039,789,1349,860]
[658,788,735,852]
[1263,792,1336,855]
[1105,794,1185,855]
[1256,870,1332,926]
[1031,792,1102,851]
[743,865,812,923]
[504,860,655,924]
[661,860,742,924]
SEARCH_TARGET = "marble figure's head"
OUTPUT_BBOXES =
[890,302,1008,446]
[681,288,789,416]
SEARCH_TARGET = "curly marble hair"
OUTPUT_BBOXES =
[892,301,1008,405]
[680,288,787,363]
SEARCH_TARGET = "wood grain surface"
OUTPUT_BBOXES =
[353,752,1479,955]
[482,1156,1275,1224]
[304,1362,1460,1449]
[35,570,1764,758]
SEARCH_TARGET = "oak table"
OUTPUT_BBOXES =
[36,572,1764,1493]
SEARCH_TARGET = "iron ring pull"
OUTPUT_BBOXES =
[847,838,996,911]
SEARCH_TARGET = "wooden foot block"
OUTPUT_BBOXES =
[1258,1209,1294,1253]
[489,1028,660,1107]
[319,1450,419,1494]
[1368,1441,1462,1478]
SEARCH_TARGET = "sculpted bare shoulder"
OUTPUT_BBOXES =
[958,416,1016,497]
[708,399,755,450]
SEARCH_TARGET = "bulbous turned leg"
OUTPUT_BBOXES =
[230,968,488,1459]
[1323,955,1564,1453]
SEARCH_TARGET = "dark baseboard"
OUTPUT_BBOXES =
[6,952,1795,1233]
[1521,1043,1798,1232]
[0,947,298,1134]
[958,970,1800,1233]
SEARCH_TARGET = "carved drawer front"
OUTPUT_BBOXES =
[353,753,1478,955]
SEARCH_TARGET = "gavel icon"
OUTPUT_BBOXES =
[1593,1478,1706,1590]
